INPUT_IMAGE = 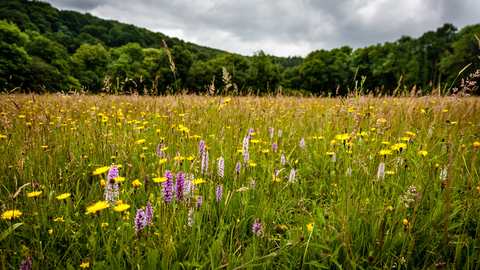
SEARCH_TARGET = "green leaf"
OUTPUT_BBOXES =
[305,260,329,269]
[0,222,23,241]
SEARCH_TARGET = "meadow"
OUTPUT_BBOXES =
[1,92,480,269]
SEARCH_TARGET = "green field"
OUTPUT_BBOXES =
[1,93,480,269]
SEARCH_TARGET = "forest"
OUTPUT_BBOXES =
[0,0,479,95]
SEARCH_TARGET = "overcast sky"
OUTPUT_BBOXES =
[43,0,479,57]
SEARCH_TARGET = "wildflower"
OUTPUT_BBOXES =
[278,129,282,137]
[386,206,394,211]
[1,210,22,220]
[235,161,241,174]
[248,128,254,140]
[197,196,203,210]
[288,168,296,183]
[377,163,385,181]
[198,140,205,157]
[132,179,142,187]
[307,222,314,232]
[242,136,249,152]
[113,204,130,212]
[271,142,277,153]
[20,256,33,270]
[188,207,195,227]
[27,191,42,198]
[440,167,447,181]
[218,157,224,178]
[93,166,110,175]
[144,202,153,227]
[85,201,109,215]
[335,133,350,142]
[162,170,173,203]
[280,154,286,165]
[251,179,255,189]
[244,151,249,165]
[249,162,257,167]
[474,142,480,148]
[135,209,145,233]
[269,127,274,138]
[331,153,336,163]
[157,143,165,158]
[402,219,409,226]
[379,150,392,156]
[300,138,306,149]
[216,184,223,202]
[175,172,185,203]
[346,167,352,177]
[100,179,106,186]
[252,218,262,236]
[183,174,195,203]
[386,171,395,175]
[435,262,447,269]
[201,151,209,174]
[105,165,119,205]
[418,151,428,157]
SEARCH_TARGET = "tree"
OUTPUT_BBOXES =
[0,20,31,90]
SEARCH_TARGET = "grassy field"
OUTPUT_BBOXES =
[1,92,480,269]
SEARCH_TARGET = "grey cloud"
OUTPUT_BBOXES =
[43,0,480,56]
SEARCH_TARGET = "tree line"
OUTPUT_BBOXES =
[0,0,479,95]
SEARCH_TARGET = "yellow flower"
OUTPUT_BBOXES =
[249,163,257,167]
[132,179,142,187]
[386,206,394,211]
[405,131,416,137]
[1,210,22,220]
[273,177,281,182]
[187,155,195,161]
[93,166,110,175]
[261,149,270,154]
[85,201,110,215]
[100,179,106,186]
[335,134,350,141]
[101,222,109,227]
[158,158,167,164]
[307,222,314,232]
[114,204,130,212]
[27,191,42,198]
[473,142,480,148]
[379,150,392,156]
[48,229,53,234]
[418,151,428,157]
[403,219,409,226]
[80,262,90,268]
[386,171,395,175]
[326,152,334,156]
[54,217,65,222]
[153,177,167,183]
[56,193,71,200]
[191,178,206,184]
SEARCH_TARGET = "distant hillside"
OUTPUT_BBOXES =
[0,0,479,95]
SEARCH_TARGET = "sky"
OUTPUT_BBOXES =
[43,0,479,57]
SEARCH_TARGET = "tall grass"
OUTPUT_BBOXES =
[0,92,479,269]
